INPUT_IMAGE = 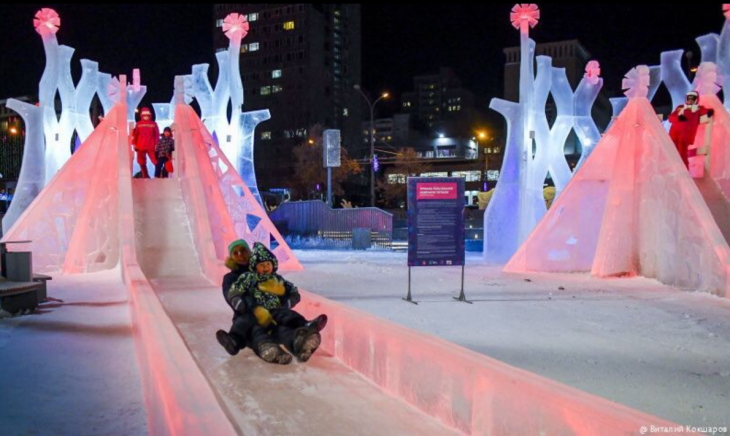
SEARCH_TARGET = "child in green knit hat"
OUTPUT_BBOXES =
[229,242,327,363]
[217,239,292,364]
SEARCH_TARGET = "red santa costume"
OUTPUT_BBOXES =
[131,107,159,177]
[668,91,713,168]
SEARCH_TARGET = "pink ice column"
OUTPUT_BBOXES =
[506,69,730,297]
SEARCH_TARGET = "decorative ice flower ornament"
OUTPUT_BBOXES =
[723,4,730,19]
[33,8,60,36]
[585,60,601,85]
[695,62,723,95]
[223,13,249,41]
[510,4,540,30]
[622,65,651,99]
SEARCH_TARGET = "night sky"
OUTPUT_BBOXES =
[0,4,725,112]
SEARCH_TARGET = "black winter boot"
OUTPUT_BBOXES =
[293,327,322,363]
[258,342,293,365]
[216,330,239,356]
[305,314,328,332]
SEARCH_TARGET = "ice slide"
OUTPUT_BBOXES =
[132,182,453,434]
[2,97,690,434]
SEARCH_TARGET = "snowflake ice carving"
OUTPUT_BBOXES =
[33,8,60,36]
[584,60,601,85]
[694,62,723,95]
[510,4,540,29]
[622,65,651,99]
[223,13,249,41]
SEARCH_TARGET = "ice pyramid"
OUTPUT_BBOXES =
[505,75,730,297]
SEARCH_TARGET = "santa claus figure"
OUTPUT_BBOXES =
[131,107,159,178]
[668,91,714,168]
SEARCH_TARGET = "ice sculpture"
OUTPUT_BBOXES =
[125,69,147,122]
[1,77,130,273]
[1,100,45,232]
[153,75,194,131]
[2,73,301,274]
[573,61,604,170]
[190,13,268,206]
[173,77,300,270]
[609,6,730,119]
[505,66,730,297]
[483,4,605,263]
[32,8,114,183]
[718,4,730,112]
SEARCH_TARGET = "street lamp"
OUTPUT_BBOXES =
[354,84,388,207]
[476,130,489,189]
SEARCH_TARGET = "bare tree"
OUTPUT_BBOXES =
[376,148,432,208]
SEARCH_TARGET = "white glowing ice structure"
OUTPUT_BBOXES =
[1,100,45,232]
[483,5,604,263]
[29,9,148,183]
[190,13,269,206]
[610,6,730,120]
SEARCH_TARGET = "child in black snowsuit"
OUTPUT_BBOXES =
[228,242,327,364]
[154,127,175,178]
[216,239,262,357]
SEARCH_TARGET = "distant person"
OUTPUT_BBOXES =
[226,242,327,364]
[154,127,175,178]
[131,107,159,178]
[668,91,714,168]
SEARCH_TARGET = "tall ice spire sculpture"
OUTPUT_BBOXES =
[191,13,269,206]
[483,4,542,263]
[483,4,605,263]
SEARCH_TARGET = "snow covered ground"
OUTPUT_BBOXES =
[0,269,147,435]
[289,250,730,430]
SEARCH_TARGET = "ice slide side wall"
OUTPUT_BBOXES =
[295,292,695,435]
[116,127,235,435]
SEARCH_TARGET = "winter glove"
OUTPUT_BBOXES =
[708,109,715,118]
[678,114,687,121]
[254,306,274,327]
[289,290,301,308]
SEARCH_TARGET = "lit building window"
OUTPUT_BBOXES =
[452,171,481,182]
[216,19,224,27]
[343,108,349,116]
[388,174,406,184]
[249,13,259,22]
[487,170,500,181]
[272,69,282,78]
[283,21,295,30]
[272,85,283,93]
[420,172,448,177]
[249,42,259,52]
[494,147,501,153]
[240,44,248,54]
[261,131,272,140]
[260,86,271,95]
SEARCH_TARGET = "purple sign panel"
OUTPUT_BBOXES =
[407,177,465,267]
